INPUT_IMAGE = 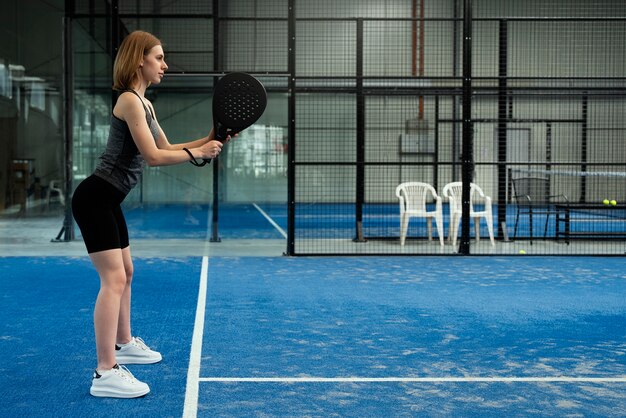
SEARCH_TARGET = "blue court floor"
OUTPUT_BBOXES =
[0,255,625,417]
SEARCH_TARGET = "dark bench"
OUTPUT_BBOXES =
[555,204,626,244]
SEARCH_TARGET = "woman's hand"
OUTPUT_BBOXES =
[198,140,223,159]
[220,132,237,144]
[195,133,237,159]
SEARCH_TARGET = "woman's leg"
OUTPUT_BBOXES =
[90,248,128,371]
[113,243,163,365]
[116,246,133,345]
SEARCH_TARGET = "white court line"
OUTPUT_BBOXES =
[253,203,287,238]
[182,256,209,418]
[199,376,626,383]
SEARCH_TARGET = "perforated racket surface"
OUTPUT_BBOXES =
[193,73,266,165]
[212,72,267,142]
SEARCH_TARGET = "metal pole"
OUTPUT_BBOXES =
[354,19,366,242]
[452,0,460,180]
[210,0,221,242]
[497,20,508,240]
[54,14,75,242]
[110,0,120,108]
[210,160,220,241]
[286,0,296,255]
[459,0,473,255]
[580,94,588,203]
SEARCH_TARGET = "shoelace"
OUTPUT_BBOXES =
[132,337,150,351]
[113,364,137,383]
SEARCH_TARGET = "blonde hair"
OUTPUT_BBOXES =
[112,31,162,91]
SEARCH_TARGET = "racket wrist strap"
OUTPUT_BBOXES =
[183,147,208,167]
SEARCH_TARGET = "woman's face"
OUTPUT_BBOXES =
[141,45,168,85]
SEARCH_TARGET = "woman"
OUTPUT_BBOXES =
[72,30,226,398]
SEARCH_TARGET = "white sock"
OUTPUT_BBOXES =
[117,338,134,347]
[96,364,118,375]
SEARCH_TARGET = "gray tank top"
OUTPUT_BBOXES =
[93,90,160,195]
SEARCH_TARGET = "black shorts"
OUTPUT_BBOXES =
[72,175,129,254]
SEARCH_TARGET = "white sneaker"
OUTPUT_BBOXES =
[115,337,162,365]
[90,364,150,398]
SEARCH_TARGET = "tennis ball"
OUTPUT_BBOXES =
[603,199,610,205]
[611,199,617,206]
[518,249,526,254]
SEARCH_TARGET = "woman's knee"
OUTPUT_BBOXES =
[90,249,130,294]
[100,270,128,296]
[124,263,134,285]
[121,247,134,286]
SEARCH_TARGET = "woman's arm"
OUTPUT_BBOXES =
[144,101,224,151]
[115,93,223,166]
[157,126,215,150]
[153,119,216,151]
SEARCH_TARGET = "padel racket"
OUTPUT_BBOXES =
[213,72,267,140]
[190,72,267,166]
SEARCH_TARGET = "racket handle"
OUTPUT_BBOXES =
[215,124,237,142]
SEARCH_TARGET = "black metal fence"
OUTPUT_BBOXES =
[287,1,626,256]
[65,0,626,256]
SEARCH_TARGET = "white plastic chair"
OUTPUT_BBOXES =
[442,182,495,246]
[395,182,444,246]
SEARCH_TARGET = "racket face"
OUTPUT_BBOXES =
[213,72,267,137]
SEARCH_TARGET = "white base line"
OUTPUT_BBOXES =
[183,256,209,418]
[199,376,626,383]
[253,203,287,239]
